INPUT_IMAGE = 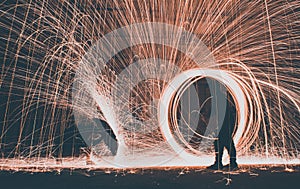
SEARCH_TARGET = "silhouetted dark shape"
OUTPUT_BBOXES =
[207,93,238,170]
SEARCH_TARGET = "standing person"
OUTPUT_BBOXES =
[207,92,238,170]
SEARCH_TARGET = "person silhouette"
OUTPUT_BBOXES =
[207,92,238,170]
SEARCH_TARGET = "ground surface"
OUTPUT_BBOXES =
[0,165,299,189]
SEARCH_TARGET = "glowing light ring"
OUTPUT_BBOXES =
[159,68,248,159]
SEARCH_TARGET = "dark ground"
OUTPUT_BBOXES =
[0,165,299,189]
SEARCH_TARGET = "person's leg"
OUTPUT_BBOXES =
[215,139,224,166]
[229,140,237,165]
[207,139,224,169]
[224,139,238,170]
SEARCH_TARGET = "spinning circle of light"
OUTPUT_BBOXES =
[159,68,248,159]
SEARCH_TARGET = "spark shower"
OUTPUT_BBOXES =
[0,0,300,170]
